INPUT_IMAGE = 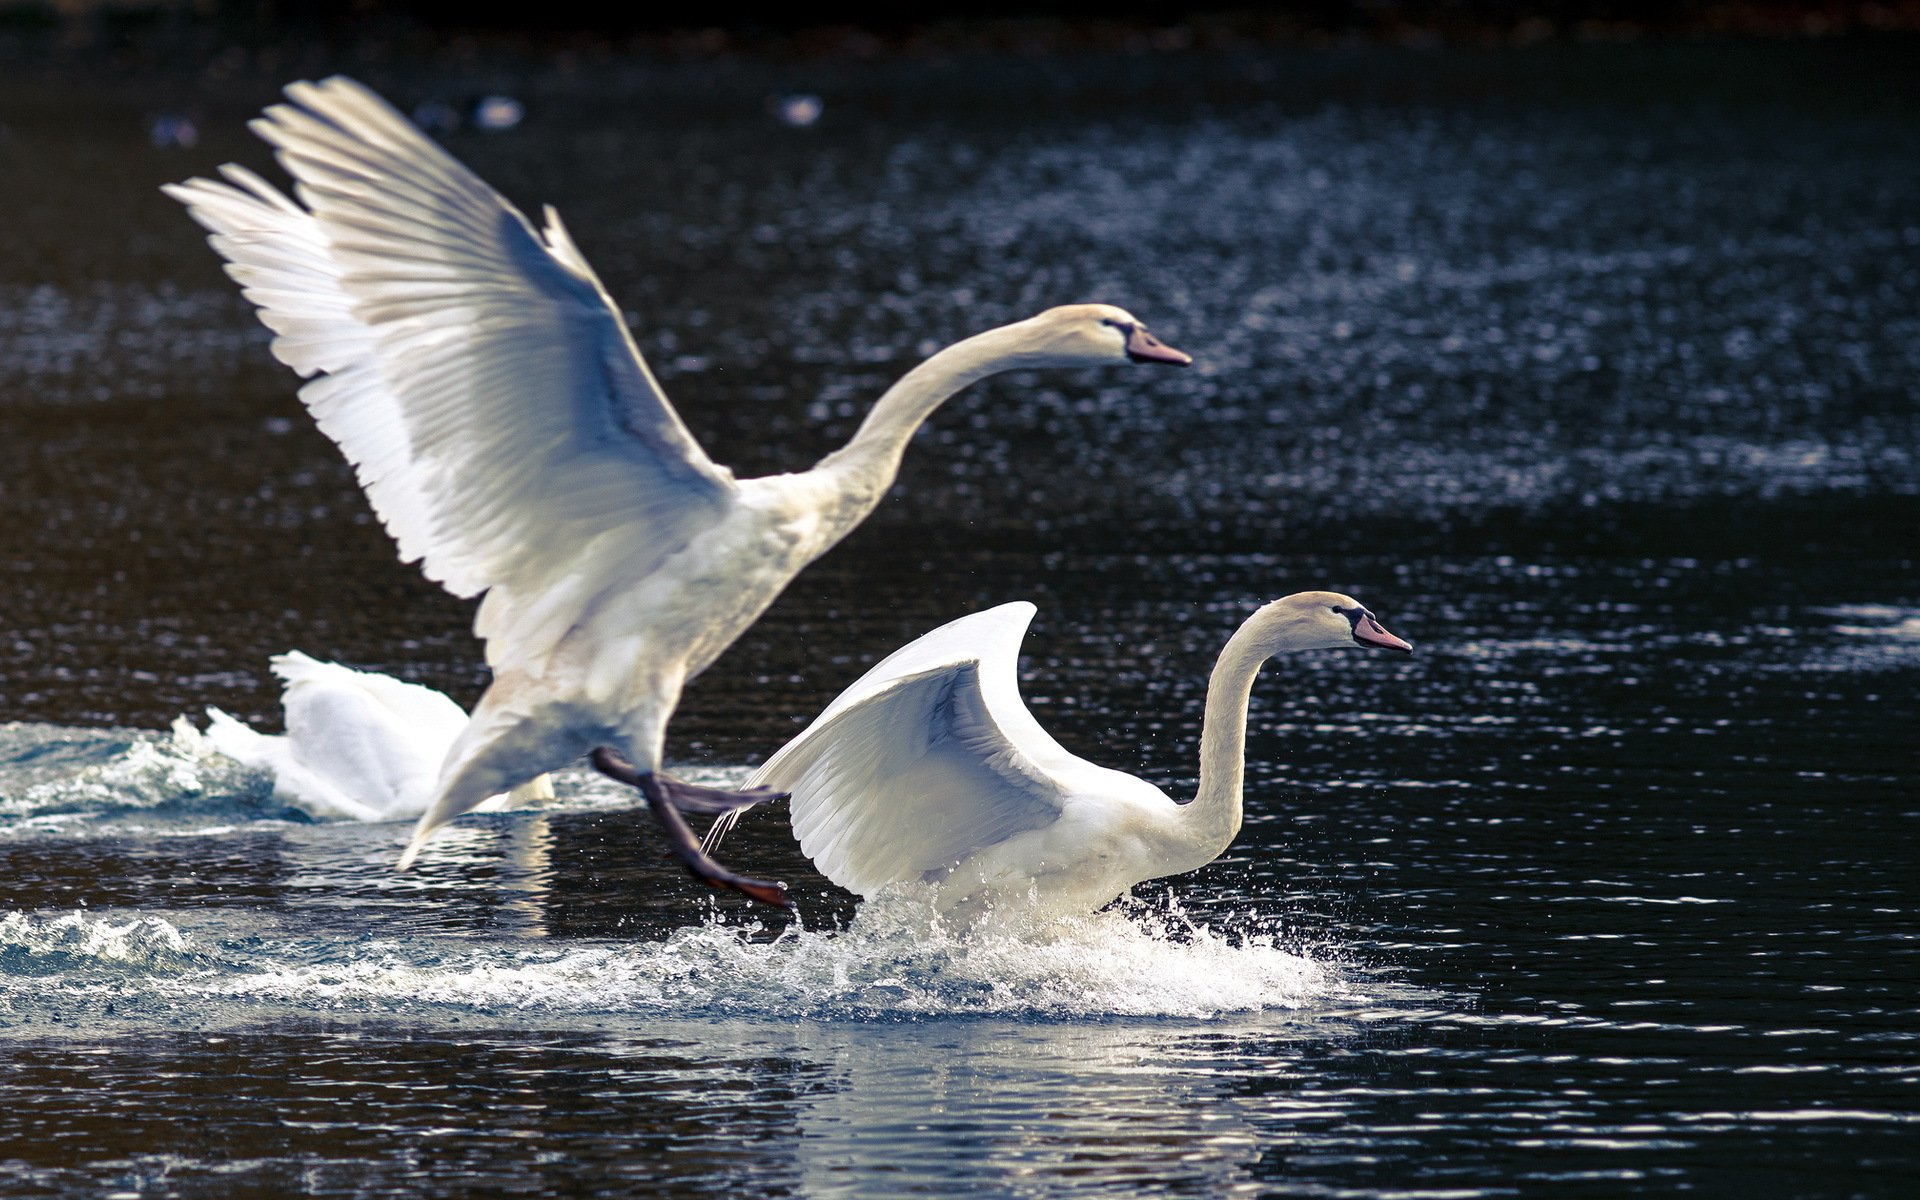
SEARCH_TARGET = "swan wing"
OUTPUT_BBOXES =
[270,651,469,748]
[165,76,736,665]
[202,706,388,822]
[270,652,467,819]
[747,603,1105,897]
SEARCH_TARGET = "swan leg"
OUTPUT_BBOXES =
[589,748,792,909]
[656,772,788,815]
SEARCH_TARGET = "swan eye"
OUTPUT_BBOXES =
[1332,604,1374,630]
[1100,317,1135,334]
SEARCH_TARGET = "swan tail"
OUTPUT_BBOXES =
[396,779,493,867]
[267,649,334,686]
[398,756,529,869]
[201,706,278,769]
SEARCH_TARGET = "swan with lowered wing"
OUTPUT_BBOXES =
[706,594,1410,917]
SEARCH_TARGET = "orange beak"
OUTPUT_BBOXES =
[1353,613,1412,653]
[1124,326,1192,366]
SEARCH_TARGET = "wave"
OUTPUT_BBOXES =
[0,910,206,976]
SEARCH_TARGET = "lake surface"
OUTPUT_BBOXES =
[1,36,1916,1197]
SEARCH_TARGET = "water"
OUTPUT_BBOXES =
[1,37,1917,1197]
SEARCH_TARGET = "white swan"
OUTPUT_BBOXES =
[164,77,1190,904]
[705,593,1411,917]
[202,651,554,822]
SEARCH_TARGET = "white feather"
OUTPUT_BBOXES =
[747,603,1161,902]
[165,79,736,671]
[202,652,552,822]
[735,593,1409,916]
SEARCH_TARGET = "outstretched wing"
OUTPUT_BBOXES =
[740,602,1123,898]
[165,77,736,667]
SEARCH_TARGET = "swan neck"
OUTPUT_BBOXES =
[1179,619,1276,864]
[816,322,1035,490]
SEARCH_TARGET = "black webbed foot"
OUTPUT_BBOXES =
[589,748,793,909]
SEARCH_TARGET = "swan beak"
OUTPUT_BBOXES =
[1353,614,1413,653]
[1125,326,1192,366]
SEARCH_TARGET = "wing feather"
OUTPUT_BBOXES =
[746,603,1108,897]
[165,76,737,667]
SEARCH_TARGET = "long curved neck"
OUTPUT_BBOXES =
[813,321,1042,506]
[1170,617,1281,869]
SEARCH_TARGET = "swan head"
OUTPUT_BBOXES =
[1257,591,1413,655]
[1017,304,1193,367]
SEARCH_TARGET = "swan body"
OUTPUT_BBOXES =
[203,652,553,822]
[718,593,1411,917]
[165,77,1190,897]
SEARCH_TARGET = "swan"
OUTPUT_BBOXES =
[164,77,1190,905]
[703,593,1411,917]
[202,651,554,822]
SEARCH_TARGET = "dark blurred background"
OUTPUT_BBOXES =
[3,0,1917,64]
[0,0,1914,731]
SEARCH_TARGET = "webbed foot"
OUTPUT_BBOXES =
[589,748,794,910]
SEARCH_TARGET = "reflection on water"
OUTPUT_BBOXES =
[1,1016,1418,1198]
[0,35,1916,1200]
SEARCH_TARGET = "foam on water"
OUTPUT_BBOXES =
[213,889,1330,1020]
[0,725,1342,1024]
[0,893,1334,1023]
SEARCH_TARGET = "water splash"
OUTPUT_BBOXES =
[0,720,267,824]
[0,911,201,976]
[195,888,1332,1021]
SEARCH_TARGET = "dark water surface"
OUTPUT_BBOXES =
[1,39,1916,1197]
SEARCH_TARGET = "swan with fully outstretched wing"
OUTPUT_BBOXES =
[165,77,1190,905]
[706,594,1411,916]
